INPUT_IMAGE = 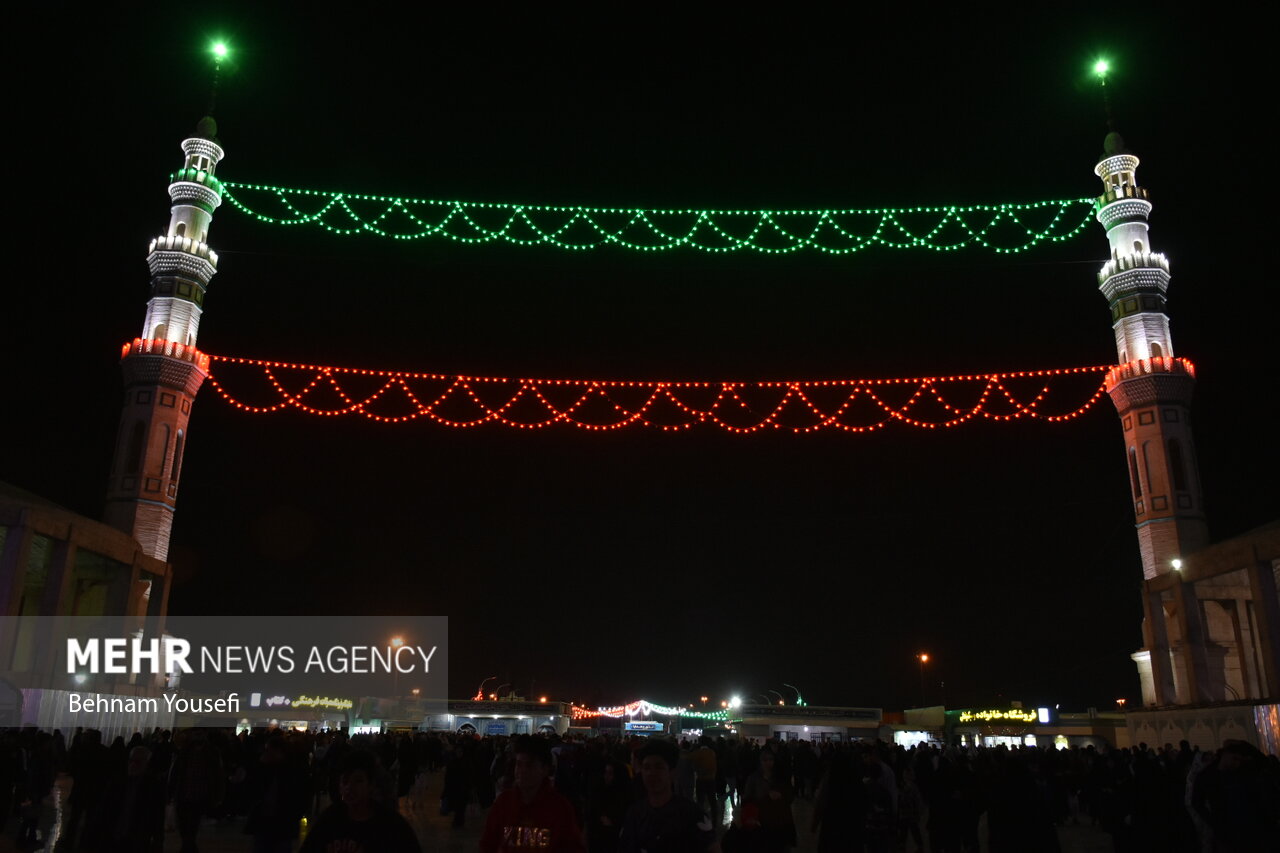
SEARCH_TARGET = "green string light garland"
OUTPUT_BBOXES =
[217,180,1096,254]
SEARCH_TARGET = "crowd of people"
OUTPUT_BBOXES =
[1,725,1277,852]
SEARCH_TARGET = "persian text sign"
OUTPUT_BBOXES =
[957,709,1038,724]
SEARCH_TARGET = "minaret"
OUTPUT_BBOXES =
[1094,131,1213,706]
[103,117,224,561]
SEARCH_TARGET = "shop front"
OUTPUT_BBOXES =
[948,707,1048,747]
[947,706,1128,749]
[733,704,882,742]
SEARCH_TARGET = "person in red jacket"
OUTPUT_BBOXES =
[481,735,586,853]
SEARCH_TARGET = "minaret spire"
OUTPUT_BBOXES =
[104,48,229,561]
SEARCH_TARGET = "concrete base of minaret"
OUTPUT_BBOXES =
[103,499,175,562]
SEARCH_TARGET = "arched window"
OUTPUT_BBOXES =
[1128,447,1142,498]
[1134,240,1144,253]
[172,430,185,484]
[125,421,146,473]
[158,424,172,478]
[175,222,186,238]
[1141,441,1154,494]
[1169,439,1188,491]
[1150,342,1163,358]
[152,323,167,341]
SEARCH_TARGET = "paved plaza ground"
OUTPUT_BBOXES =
[2,766,1116,853]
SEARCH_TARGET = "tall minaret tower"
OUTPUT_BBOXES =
[103,116,224,560]
[1094,131,1213,706]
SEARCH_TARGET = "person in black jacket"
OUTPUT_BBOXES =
[442,740,473,827]
[243,735,310,853]
[586,759,633,853]
[300,749,421,853]
[81,745,166,853]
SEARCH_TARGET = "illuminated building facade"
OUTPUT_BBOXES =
[1095,133,1280,709]
[0,481,175,733]
[103,118,224,561]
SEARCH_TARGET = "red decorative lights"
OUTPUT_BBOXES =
[189,351,1141,433]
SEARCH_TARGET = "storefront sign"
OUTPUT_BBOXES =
[958,709,1038,723]
[294,694,354,710]
[250,693,353,710]
[625,721,664,732]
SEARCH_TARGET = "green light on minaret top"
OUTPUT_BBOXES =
[212,42,228,59]
[1093,59,1110,78]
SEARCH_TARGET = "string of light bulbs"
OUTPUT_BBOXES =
[162,342,1149,433]
[217,180,1096,254]
[570,700,730,721]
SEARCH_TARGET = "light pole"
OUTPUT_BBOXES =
[767,689,785,706]
[917,653,930,707]
[783,683,803,706]
[476,675,497,701]
[390,636,404,699]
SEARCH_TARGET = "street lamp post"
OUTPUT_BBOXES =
[917,653,930,706]
[390,636,404,699]
[476,675,497,701]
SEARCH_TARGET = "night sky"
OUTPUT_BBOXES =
[7,8,1271,712]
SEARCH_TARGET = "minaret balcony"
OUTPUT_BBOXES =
[1095,197,1153,230]
[1097,251,1170,285]
[181,136,225,165]
[168,180,222,212]
[1094,153,1140,180]
[146,248,217,284]
[148,234,219,266]
[1096,184,1149,207]
[168,168,224,197]
[1104,356,1195,391]
[121,337,210,372]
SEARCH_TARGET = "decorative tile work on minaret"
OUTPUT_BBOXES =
[104,118,224,561]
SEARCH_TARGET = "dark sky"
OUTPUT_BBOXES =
[7,7,1272,712]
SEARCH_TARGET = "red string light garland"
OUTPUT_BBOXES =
[154,343,1163,433]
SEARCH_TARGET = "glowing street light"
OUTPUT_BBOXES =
[1093,58,1110,78]
[389,636,405,697]
[729,695,742,709]
[212,42,229,60]
[1172,558,1183,571]
[917,653,930,706]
